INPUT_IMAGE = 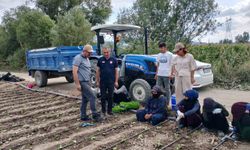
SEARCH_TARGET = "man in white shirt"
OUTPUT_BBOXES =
[155,42,173,106]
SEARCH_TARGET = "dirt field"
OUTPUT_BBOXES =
[0,72,250,149]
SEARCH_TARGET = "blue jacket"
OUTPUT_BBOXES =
[145,96,167,115]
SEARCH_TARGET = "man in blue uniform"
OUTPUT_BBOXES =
[136,85,167,126]
[96,46,119,116]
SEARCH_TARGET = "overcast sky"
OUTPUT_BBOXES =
[0,0,250,43]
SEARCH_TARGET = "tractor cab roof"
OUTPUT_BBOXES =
[91,24,141,33]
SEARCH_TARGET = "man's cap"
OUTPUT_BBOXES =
[83,44,94,53]
[173,42,185,53]
[151,85,162,93]
[183,89,199,101]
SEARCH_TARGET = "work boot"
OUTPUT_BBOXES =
[81,116,92,121]
[107,112,113,116]
[92,113,102,122]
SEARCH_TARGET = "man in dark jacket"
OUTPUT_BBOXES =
[202,97,229,135]
[96,46,119,116]
[176,89,202,128]
[136,85,167,126]
[232,102,250,141]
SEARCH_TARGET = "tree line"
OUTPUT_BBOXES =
[0,0,111,68]
[0,0,224,69]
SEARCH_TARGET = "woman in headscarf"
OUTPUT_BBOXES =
[202,97,229,135]
[231,102,250,141]
[136,85,167,126]
[176,89,202,128]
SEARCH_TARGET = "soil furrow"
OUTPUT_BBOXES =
[0,108,79,135]
[0,102,78,124]
[0,94,59,107]
[0,96,66,114]
[0,98,76,117]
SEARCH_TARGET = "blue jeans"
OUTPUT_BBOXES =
[156,76,170,105]
[80,81,97,118]
[136,109,166,126]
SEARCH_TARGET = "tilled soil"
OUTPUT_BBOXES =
[0,81,244,150]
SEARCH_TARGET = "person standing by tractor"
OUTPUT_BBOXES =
[171,42,196,103]
[72,44,101,122]
[155,42,173,106]
[96,46,119,117]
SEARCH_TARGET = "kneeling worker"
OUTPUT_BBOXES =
[136,85,167,126]
[176,89,202,128]
[202,97,229,136]
[231,102,250,141]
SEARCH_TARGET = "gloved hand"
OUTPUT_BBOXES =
[176,110,184,121]
[212,108,222,114]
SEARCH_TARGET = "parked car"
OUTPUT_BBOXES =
[193,60,213,88]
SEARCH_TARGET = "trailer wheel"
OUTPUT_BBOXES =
[34,71,47,87]
[129,79,151,102]
[65,76,74,83]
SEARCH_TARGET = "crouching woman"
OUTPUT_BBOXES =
[202,97,229,135]
[136,85,167,126]
[231,102,250,141]
[176,89,202,128]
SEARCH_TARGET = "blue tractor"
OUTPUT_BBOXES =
[90,24,157,102]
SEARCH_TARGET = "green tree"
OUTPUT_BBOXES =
[33,0,82,20]
[32,0,111,25]
[0,26,9,59]
[235,32,249,43]
[0,6,55,68]
[117,0,219,48]
[243,32,249,42]
[0,6,32,57]
[51,7,94,46]
[16,10,55,49]
[219,39,232,44]
[82,0,111,25]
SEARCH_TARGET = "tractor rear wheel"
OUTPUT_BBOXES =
[129,79,151,102]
